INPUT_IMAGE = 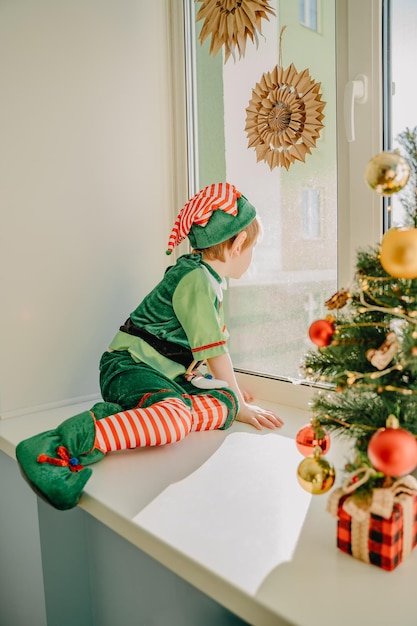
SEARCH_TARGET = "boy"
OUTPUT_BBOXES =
[16,183,283,510]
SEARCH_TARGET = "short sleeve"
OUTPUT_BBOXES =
[172,268,228,361]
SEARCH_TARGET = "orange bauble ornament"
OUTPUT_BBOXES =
[308,318,335,347]
[380,227,417,279]
[367,415,417,476]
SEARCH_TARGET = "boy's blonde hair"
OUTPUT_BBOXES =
[194,216,262,262]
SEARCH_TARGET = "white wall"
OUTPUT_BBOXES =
[0,451,48,626]
[0,0,183,417]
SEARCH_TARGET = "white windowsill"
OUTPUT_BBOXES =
[1,376,416,626]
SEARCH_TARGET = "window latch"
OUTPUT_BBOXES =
[344,74,368,142]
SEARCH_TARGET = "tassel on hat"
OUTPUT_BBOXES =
[166,182,242,254]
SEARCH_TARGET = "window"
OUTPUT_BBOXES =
[302,187,321,239]
[385,0,417,227]
[183,0,404,389]
[299,0,319,32]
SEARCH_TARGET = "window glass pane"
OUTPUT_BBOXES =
[192,0,337,381]
[302,187,321,239]
[299,0,318,31]
[387,0,417,226]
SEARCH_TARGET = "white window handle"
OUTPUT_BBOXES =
[344,74,368,142]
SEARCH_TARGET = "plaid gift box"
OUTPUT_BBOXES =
[327,473,417,571]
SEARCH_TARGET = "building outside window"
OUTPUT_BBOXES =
[302,187,321,240]
[299,0,319,31]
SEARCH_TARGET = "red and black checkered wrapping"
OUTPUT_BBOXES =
[336,493,417,571]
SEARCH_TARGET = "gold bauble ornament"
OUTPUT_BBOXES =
[365,151,410,196]
[380,227,417,279]
[297,447,336,495]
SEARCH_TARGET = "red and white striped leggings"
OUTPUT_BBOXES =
[94,395,228,453]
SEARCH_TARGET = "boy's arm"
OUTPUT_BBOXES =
[207,353,284,430]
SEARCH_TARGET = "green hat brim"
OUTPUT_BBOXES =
[188,195,256,249]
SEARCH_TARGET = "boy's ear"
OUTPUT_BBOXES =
[230,231,247,256]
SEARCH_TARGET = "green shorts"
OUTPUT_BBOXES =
[99,350,239,429]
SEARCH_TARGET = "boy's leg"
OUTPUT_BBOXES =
[185,389,239,431]
[94,392,233,453]
[15,394,189,510]
[94,397,193,451]
[15,353,182,509]
[16,355,239,510]
[188,394,229,431]
[15,402,123,511]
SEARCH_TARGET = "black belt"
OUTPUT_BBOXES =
[119,318,194,368]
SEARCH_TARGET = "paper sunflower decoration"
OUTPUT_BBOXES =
[195,0,275,63]
[245,63,326,170]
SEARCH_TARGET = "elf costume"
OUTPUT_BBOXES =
[16,183,257,510]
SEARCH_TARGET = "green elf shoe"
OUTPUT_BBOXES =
[15,402,122,511]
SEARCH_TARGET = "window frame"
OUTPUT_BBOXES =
[169,0,384,405]
[337,0,383,287]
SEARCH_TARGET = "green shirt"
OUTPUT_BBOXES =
[108,253,229,380]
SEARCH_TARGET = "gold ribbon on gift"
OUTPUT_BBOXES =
[327,470,417,564]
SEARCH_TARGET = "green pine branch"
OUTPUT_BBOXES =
[301,127,417,486]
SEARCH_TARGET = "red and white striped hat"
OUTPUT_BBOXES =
[166,182,256,254]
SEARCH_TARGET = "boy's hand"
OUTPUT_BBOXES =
[206,354,283,430]
[236,403,284,430]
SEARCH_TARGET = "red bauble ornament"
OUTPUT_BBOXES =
[308,319,335,347]
[368,424,417,476]
[296,423,331,456]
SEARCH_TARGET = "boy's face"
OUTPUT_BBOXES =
[227,240,256,279]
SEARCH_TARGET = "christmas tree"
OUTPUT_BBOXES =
[302,126,417,497]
